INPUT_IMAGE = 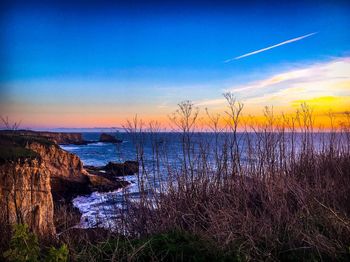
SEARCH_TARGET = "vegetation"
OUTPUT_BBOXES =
[0,133,57,162]
[3,224,40,262]
[0,143,39,163]
[73,230,238,261]
[116,95,350,261]
[3,224,68,262]
[1,94,350,261]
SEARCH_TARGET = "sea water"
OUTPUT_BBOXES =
[61,132,337,229]
[61,132,182,228]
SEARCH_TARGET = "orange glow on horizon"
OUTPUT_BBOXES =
[2,97,349,131]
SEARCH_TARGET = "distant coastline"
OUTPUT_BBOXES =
[36,127,124,133]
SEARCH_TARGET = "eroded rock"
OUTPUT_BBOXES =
[99,133,122,143]
[0,132,130,236]
[86,161,139,176]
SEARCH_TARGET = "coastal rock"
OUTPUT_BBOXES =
[0,132,129,235]
[0,133,89,235]
[87,174,129,192]
[99,133,122,143]
[105,161,139,176]
[0,130,87,145]
[0,158,56,236]
[84,161,139,176]
[26,141,91,202]
[38,131,86,145]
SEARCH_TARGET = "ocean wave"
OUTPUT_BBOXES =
[88,142,107,146]
[60,146,79,150]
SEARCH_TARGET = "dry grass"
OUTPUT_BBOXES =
[117,96,350,261]
[1,95,350,261]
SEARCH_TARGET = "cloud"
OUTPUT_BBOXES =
[239,58,350,106]
[197,57,350,112]
[225,32,317,62]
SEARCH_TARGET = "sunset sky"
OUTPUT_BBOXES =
[1,0,349,129]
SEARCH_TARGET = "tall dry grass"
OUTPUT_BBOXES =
[1,95,349,261]
[116,94,350,260]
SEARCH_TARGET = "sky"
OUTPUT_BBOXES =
[0,0,349,129]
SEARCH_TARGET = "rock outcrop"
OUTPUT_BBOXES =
[99,133,122,143]
[85,160,139,176]
[87,174,129,192]
[105,161,139,176]
[0,132,129,236]
[0,158,56,236]
[26,141,91,202]
[36,131,85,145]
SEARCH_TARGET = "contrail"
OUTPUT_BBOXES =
[225,32,317,62]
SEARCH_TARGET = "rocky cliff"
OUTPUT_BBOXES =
[0,158,56,236]
[0,130,86,145]
[0,132,128,236]
[26,141,91,202]
[39,131,85,145]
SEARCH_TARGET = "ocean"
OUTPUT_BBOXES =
[60,131,339,229]
[61,132,184,229]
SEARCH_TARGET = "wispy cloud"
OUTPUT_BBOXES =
[230,58,350,101]
[197,57,350,110]
[224,32,318,62]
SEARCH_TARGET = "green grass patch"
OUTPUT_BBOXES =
[0,133,55,162]
[0,145,39,162]
[2,134,56,147]
[77,230,240,262]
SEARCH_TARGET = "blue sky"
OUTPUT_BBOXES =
[1,1,349,128]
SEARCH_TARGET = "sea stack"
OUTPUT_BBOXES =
[99,133,122,143]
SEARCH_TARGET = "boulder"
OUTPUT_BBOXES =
[105,161,139,176]
[87,174,129,192]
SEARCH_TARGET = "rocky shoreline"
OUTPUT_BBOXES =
[0,130,123,145]
[0,130,136,236]
[85,160,139,177]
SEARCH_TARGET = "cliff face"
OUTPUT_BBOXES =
[34,132,85,145]
[26,142,91,202]
[0,159,56,236]
[0,132,128,236]
[0,133,89,235]
[27,142,88,182]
